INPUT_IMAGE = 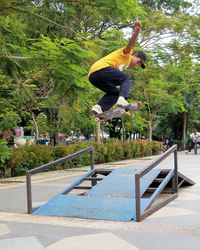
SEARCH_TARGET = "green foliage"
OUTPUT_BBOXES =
[93,142,107,163]
[122,141,133,159]
[27,112,48,135]
[0,0,199,145]
[0,139,12,177]
[30,35,90,99]
[125,112,147,134]
[129,140,141,157]
[3,140,162,178]
[0,139,12,164]
[0,110,21,133]
[152,141,163,154]
[59,99,94,138]
[139,0,191,14]
[53,142,91,169]
[7,144,53,176]
[105,139,125,162]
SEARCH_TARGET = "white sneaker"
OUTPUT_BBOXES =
[116,96,129,107]
[91,104,103,114]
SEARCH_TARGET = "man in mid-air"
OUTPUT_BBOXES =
[88,20,147,115]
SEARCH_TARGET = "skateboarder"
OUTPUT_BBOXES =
[88,20,147,115]
[185,129,200,154]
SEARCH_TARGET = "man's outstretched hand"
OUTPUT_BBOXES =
[123,20,142,54]
[134,21,142,32]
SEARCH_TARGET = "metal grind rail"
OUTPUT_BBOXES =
[27,144,182,222]
[135,144,178,222]
[26,147,94,214]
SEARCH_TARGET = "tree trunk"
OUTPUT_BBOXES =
[183,112,187,150]
[31,112,39,141]
[148,120,152,142]
[95,122,101,142]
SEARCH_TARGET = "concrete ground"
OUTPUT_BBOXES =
[0,151,199,250]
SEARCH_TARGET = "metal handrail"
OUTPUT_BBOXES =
[135,144,178,222]
[26,146,94,214]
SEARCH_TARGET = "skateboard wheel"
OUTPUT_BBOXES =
[95,117,100,122]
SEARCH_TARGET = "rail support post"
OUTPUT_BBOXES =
[135,174,141,222]
[90,148,96,186]
[173,146,178,193]
[26,173,32,214]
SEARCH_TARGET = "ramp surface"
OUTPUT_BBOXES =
[88,168,160,198]
[34,167,161,221]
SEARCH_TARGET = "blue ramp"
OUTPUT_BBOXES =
[34,167,161,221]
[88,168,160,198]
[34,195,150,221]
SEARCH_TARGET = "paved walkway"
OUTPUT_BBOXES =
[0,151,199,249]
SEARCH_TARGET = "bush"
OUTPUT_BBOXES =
[105,139,124,162]
[65,142,90,168]
[52,142,91,169]
[52,144,70,169]
[152,141,163,154]
[93,142,107,163]
[0,139,12,178]
[138,140,152,157]
[129,140,141,158]
[174,140,183,150]
[7,145,53,176]
[3,139,162,178]
[122,141,132,160]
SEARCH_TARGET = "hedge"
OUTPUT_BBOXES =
[1,139,162,178]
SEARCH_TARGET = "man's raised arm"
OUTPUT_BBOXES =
[123,21,142,54]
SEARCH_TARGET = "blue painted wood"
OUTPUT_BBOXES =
[33,167,161,221]
[88,168,161,198]
[33,169,95,213]
[34,195,149,221]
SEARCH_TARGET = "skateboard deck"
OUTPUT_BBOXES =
[94,102,141,122]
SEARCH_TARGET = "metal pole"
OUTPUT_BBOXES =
[174,147,178,193]
[122,117,125,142]
[135,174,141,222]
[26,147,94,214]
[26,173,32,214]
[90,148,97,186]
[90,148,94,170]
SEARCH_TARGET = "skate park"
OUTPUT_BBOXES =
[0,0,200,249]
[27,145,194,222]
[0,147,199,249]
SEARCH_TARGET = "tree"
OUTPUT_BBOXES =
[0,139,12,178]
[0,0,199,145]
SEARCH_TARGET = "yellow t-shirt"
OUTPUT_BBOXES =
[88,48,132,76]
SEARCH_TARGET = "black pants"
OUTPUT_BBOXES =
[89,67,132,111]
[188,140,200,152]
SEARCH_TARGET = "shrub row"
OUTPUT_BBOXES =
[1,139,162,178]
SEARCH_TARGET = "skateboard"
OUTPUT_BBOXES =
[94,102,141,122]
